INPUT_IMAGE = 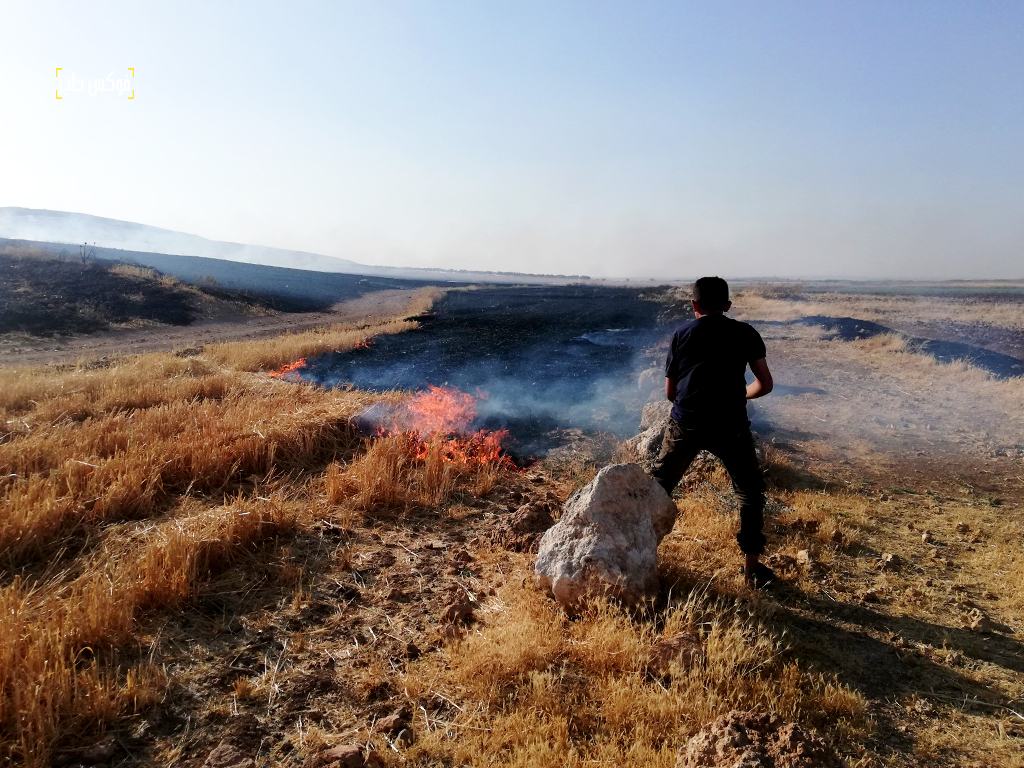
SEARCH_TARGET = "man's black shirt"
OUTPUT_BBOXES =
[664,314,767,428]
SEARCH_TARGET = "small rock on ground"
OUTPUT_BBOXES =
[966,608,995,634]
[80,738,118,765]
[440,598,474,624]
[372,713,417,747]
[792,518,819,534]
[375,713,406,735]
[767,554,797,572]
[306,744,385,768]
[202,742,255,768]
[394,727,415,747]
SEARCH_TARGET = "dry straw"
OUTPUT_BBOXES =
[401,582,866,767]
[0,288,443,766]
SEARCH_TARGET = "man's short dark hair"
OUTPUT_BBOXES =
[693,276,729,312]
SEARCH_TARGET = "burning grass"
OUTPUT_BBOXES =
[338,432,507,512]
[206,286,442,374]
[373,385,517,469]
[0,288,447,766]
[336,385,521,512]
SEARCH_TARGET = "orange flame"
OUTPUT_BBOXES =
[385,386,516,469]
[267,357,308,379]
[405,385,476,435]
[411,429,513,468]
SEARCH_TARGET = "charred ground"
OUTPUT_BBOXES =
[302,285,671,457]
[0,250,323,337]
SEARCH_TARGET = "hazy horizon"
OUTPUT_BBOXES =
[2,2,1023,281]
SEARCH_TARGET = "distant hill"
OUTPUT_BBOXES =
[0,238,431,308]
[0,245,338,337]
[0,207,366,274]
[0,208,588,284]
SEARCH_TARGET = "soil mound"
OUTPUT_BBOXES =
[492,501,554,552]
[676,711,846,768]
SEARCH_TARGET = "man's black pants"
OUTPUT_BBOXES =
[650,420,767,556]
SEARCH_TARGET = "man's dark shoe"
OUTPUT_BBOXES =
[743,562,776,589]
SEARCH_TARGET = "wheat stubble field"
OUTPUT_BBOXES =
[1,274,1023,768]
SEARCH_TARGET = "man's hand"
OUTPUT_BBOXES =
[746,358,773,399]
[665,377,676,402]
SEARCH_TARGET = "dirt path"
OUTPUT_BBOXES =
[0,289,422,367]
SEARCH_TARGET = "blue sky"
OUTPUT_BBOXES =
[1,1,1022,278]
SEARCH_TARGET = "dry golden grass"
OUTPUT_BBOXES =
[731,288,1024,407]
[0,379,381,567]
[204,287,442,372]
[729,290,1024,459]
[0,354,230,419]
[401,581,866,767]
[107,263,160,281]
[206,318,416,372]
[0,288,445,766]
[992,520,1024,618]
[0,493,293,764]
[838,332,1024,399]
[336,432,501,513]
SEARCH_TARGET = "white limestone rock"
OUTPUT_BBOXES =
[639,400,673,431]
[624,400,673,464]
[535,463,677,609]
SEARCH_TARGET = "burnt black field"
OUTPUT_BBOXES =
[0,254,197,335]
[300,286,667,458]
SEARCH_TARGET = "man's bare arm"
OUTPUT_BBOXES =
[746,358,773,399]
[665,377,676,402]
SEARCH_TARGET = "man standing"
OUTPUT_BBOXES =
[651,276,775,588]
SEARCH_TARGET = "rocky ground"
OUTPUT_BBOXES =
[58,464,577,768]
